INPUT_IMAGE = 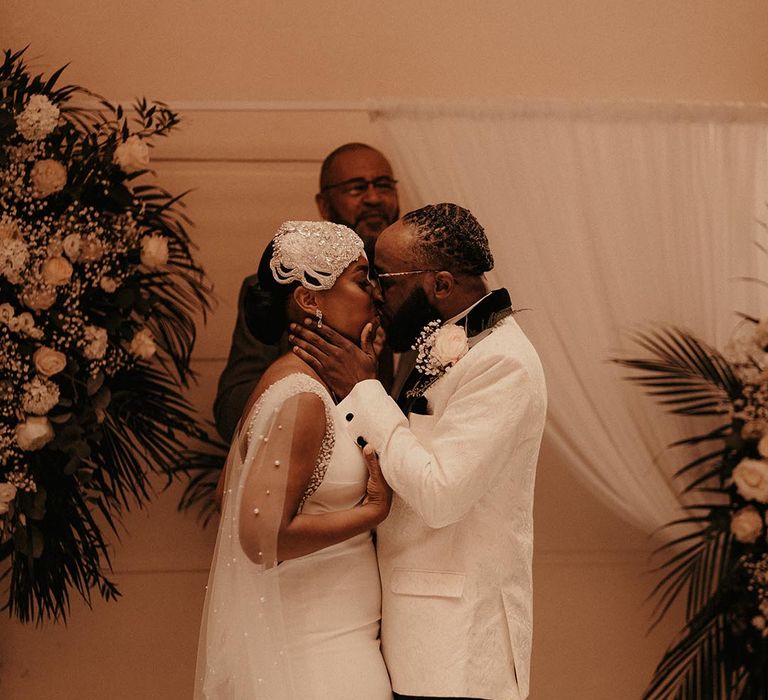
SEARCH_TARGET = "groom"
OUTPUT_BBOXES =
[290,203,547,699]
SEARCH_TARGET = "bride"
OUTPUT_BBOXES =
[195,221,393,699]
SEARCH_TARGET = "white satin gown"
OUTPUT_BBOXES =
[195,373,392,699]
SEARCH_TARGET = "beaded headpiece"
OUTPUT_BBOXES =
[270,221,364,290]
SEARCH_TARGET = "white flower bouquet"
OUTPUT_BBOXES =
[615,305,768,697]
[0,48,213,623]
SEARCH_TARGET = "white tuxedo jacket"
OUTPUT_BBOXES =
[338,315,546,699]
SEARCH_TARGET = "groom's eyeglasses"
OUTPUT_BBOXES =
[320,177,398,197]
[372,269,439,295]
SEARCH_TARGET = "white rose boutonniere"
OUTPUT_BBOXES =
[413,321,469,378]
[113,135,150,173]
[432,325,469,367]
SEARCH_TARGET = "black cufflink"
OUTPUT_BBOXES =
[356,436,367,448]
[346,413,354,421]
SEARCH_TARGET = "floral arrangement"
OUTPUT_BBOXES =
[0,48,213,623]
[615,312,768,697]
[406,321,468,400]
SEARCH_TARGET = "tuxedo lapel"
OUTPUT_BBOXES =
[394,288,514,414]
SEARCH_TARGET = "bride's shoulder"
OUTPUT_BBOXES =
[244,357,330,417]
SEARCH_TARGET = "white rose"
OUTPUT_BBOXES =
[83,325,108,360]
[30,159,67,198]
[79,238,104,263]
[431,325,469,367]
[732,458,768,503]
[129,327,156,359]
[33,347,67,377]
[754,616,767,631]
[21,285,57,311]
[113,135,150,173]
[99,276,118,293]
[16,95,60,141]
[730,506,763,543]
[15,416,55,451]
[0,482,17,515]
[140,234,169,267]
[41,256,73,286]
[62,233,82,261]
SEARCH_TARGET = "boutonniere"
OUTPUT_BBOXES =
[406,321,469,400]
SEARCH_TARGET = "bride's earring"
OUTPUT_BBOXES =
[315,309,323,329]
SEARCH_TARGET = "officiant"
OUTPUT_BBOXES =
[213,142,400,442]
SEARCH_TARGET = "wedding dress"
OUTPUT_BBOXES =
[195,373,391,699]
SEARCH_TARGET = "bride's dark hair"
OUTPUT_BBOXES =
[244,240,300,344]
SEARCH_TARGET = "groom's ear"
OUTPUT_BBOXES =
[293,286,318,316]
[432,271,455,299]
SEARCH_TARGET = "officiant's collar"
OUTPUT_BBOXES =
[444,288,513,340]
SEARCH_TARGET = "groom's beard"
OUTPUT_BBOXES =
[382,286,441,352]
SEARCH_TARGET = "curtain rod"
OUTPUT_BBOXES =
[70,97,768,122]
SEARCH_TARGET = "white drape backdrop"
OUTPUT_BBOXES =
[371,98,768,534]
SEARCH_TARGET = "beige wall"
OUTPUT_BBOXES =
[3,1,766,698]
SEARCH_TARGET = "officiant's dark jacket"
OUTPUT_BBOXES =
[213,275,288,443]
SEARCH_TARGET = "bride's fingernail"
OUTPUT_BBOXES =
[288,334,294,342]
[304,318,312,326]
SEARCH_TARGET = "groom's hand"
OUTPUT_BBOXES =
[289,319,378,399]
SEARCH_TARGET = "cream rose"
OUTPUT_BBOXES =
[431,325,469,367]
[33,347,67,377]
[730,506,763,543]
[113,135,150,173]
[83,325,108,360]
[41,256,73,286]
[732,458,768,503]
[30,159,67,198]
[0,482,17,515]
[62,233,82,261]
[140,234,169,267]
[129,327,156,359]
[79,238,104,263]
[15,416,55,451]
[21,285,57,311]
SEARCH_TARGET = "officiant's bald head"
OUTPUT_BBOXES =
[316,143,399,259]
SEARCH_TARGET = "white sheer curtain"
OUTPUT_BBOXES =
[371,98,768,533]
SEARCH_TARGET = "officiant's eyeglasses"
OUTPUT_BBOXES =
[320,177,398,197]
